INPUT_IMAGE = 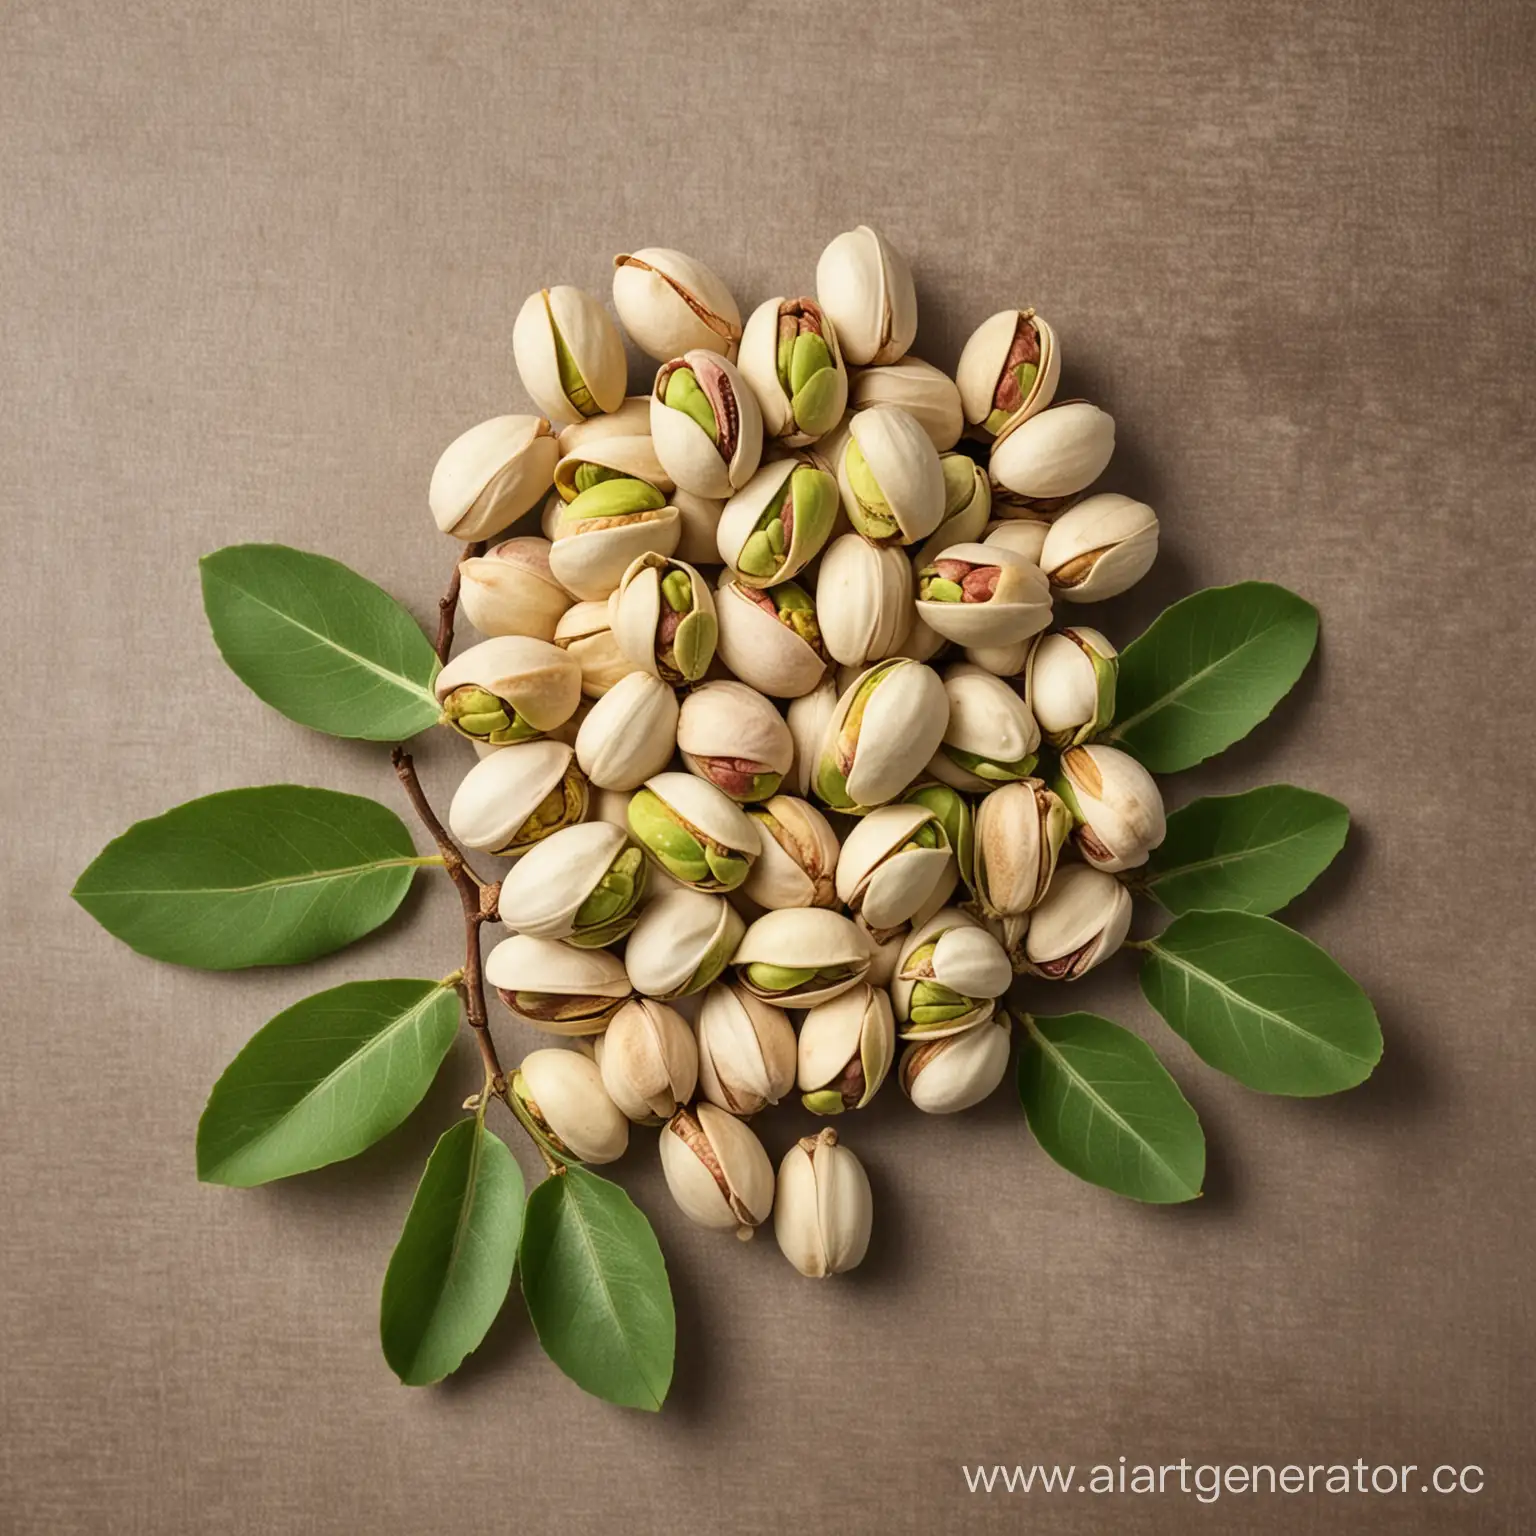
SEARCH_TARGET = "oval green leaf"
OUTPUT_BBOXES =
[520,1167,675,1412]
[197,978,461,1187]
[1139,911,1382,1096]
[201,544,441,740]
[1143,785,1349,914]
[380,1115,525,1386]
[1019,1012,1205,1203]
[72,785,425,969]
[1103,582,1319,772]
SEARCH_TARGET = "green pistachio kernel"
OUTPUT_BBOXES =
[908,979,973,1027]
[549,300,597,417]
[627,790,710,884]
[903,783,972,888]
[704,846,749,888]
[746,771,782,801]
[844,439,898,539]
[565,476,666,522]
[773,582,823,646]
[439,685,539,746]
[573,462,623,493]
[664,367,718,440]
[746,962,819,993]
[944,745,1038,783]
[940,454,979,517]
[800,1088,847,1115]
[660,568,693,614]
[920,575,965,602]
[1052,773,1087,825]
[788,333,831,395]
[903,822,942,852]
[682,924,740,995]
[573,847,645,932]
[738,530,781,578]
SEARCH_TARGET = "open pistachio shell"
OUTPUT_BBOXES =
[927,663,1040,792]
[913,454,994,569]
[573,670,679,792]
[447,740,587,856]
[677,680,793,801]
[989,401,1115,507]
[458,537,573,642]
[891,908,1004,1039]
[1022,862,1132,980]
[900,1009,1013,1114]
[625,888,746,1000]
[1056,743,1166,872]
[609,552,718,684]
[732,907,871,1008]
[496,819,643,945]
[435,636,582,744]
[549,502,681,602]
[429,415,559,540]
[815,533,913,668]
[1029,627,1117,746]
[595,998,698,1124]
[837,406,946,546]
[716,457,839,588]
[628,772,761,894]
[695,983,796,1116]
[650,350,764,499]
[774,1127,873,1277]
[796,983,895,1113]
[738,296,850,445]
[555,396,653,459]
[914,541,1053,650]
[612,248,742,363]
[857,867,957,987]
[714,573,829,699]
[660,1102,774,1237]
[815,224,918,367]
[1039,493,1159,602]
[815,658,950,813]
[956,309,1060,439]
[553,435,672,503]
[512,1048,629,1164]
[553,599,641,698]
[742,795,840,910]
[835,802,954,936]
[512,285,628,429]
[485,934,632,1034]
[849,357,964,451]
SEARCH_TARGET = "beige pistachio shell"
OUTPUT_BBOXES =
[548,502,682,602]
[485,934,632,1033]
[890,909,1001,1039]
[625,888,745,1000]
[714,574,829,699]
[857,869,956,986]
[496,819,629,940]
[447,740,585,855]
[956,309,1060,437]
[742,795,840,910]
[824,660,951,809]
[555,396,653,458]
[716,457,835,587]
[612,248,743,362]
[574,670,679,792]
[815,224,918,367]
[458,537,573,642]
[515,1048,629,1163]
[554,599,641,697]
[671,488,725,565]
[915,542,1053,651]
[660,1102,774,1237]
[435,636,582,735]
[650,351,764,499]
[430,415,559,540]
[733,907,871,1007]
[896,609,950,665]
[849,357,963,451]
[796,983,895,1110]
[512,285,628,429]
[1039,493,1159,602]
[1030,627,1115,742]
[678,680,793,786]
[926,663,1040,792]
[983,518,1051,565]
[737,296,850,445]
[1059,743,1166,872]
[552,434,672,502]
[901,1010,1013,1114]
[774,1128,873,1278]
[1023,862,1133,979]
[974,778,1072,916]
[786,678,839,797]
[595,999,698,1124]
[912,454,993,569]
[838,406,946,545]
[815,533,913,668]
[642,771,760,856]
[695,983,796,1116]
[835,802,954,934]
[609,552,717,683]
[989,401,1115,503]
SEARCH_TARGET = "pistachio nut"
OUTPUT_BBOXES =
[434,636,582,746]
[650,350,764,499]
[1055,743,1167,872]
[1028,627,1117,746]
[928,662,1041,791]
[796,982,895,1113]
[774,1127,873,1278]
[972,778,1073,917]
[741,795,840,910]
[447,739,588,856]
[612,248,743,363]
[627,772,760,893]
[814,658,950,813]
[677,680,794,802]
[956,308,1060,439]
[497,820,647,947]
[915,540,1053,650]
[571,670,678,793]
[593,998,698,1125]
[716,457,839,587]
[625,887,746,1000]
[553,599,641,698]
[671,488,726,566]
[1022,862,1133,980]
[512,285,628,428]
[814,223,918,367]
[457,536,573,642]
[988,400,1115,512]
[837,406,946,546]
[982,517,1050,565]
[553,433,673,504]
[609,551,718,683]
[509,1048,628,1164]
[1039,493,1159,602]
[714,573,830,699]
[903,781,976,892]
[738,296,849,445]
[912,452,993,569]
[785,677,840,798]
[660,1102,775,1238]
[429,415,559,541]
[733,906,871,1007]
[555,396,652,458]
[815,533,914,668]
[848,356,964,451]
[900,1008,1013,1114]
[485,934,632,1033]
[856,869,957,988]
[835,801,955,941]
[695,982,796,1116]
[891,908,1008,1039]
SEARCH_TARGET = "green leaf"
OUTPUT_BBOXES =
[1143,786,1350,915]
[1018,1012,1205,1203]
[380,1115,525,1386]
[200,544,441,740]
[197,978,460,1186]
[520,1167,675,1411]
[1103,582,1319,772]
[72,785,425,969]
[1139,911,1382,1096]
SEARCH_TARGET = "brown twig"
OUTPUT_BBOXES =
[434,539,485,666]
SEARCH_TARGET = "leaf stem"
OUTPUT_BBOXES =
[1124,937,1153,952]
[434,540,485,667]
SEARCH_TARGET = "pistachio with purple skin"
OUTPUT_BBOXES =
[677,680,794,802]
[956,308,1061,441]
[609,552,717,684]
[738,295,849,444]
[713,574,830,699]
[650,350,763,499]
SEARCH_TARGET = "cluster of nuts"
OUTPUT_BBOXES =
[427,226,1166,1277]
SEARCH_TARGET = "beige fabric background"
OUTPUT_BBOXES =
[3,0,1533,1531]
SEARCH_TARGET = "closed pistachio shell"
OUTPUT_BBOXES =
[716,457,839,587]
[1039,493,1159,602]
[430,415,559,540]
[815,224,918,367]
[891,907,1003,1038]
[1056,743,1166,872]
[742,795,840,910]
[555,396,652,458]
[928,663,1040,792]
[671,488,725,566]
[650,351,763,498]
[983,517,1050,565]
[554,599,642,698]
[496,819,643,945]
[512,1048,629,1164]
[738,296,849,445]
[1023,862,1132,979]
[956,309,1060,438]
[836,802,954,935]
[915,540,1053,650]
[815,533,914,668]
[574,671,679,791]
[774,1127,873,1277]
[435,636,582,744]
[447,740,587,855]
[625,888,746,1000]
[901,1010,1013,1113]
[816,659,950,812]
[458,537,573,642]
[989,401,1115,506]
[786,678,839,798]
[696,983,796,1115]
[733,907,871,1007]
[838,406,946,546]
[973,778,1073,917]
[849,357,964,451]
[1029,627,1117,746]
[512,285,628,428]
[612,248,742,362]
[796,983,895,1112]
[678,681,793,801]
[485,934,632,1034]
[660,1102,775,1237]
[896,609,950,665]
[595,998,698,1124]
[714,574,830,699]
[609,552,718,683]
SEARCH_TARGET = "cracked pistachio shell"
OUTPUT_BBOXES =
[553,435,673,503]
[774,1127,873,1278]
[612,248,743,363]
[660,1102,774,1238]
[513,1048,628,1164]
[512,285,628,429]
[900,1009,1013,1113]
[430,415,559,541]
[786,678,840,798]
[1029,627,1117,746]
[815,533,913,668]
[1056,743,1166,873]
[976,910,1032,974]
[849,357,964,451]
[549,503,681,603]
[891,908,1005,1039]
[837,406,946,546]
[716,457,839,587]
[742,795,840,910]
[485,934,632,1034]
[678,681,794,800]
[435,635,582,741]
[447,740,587,855]
[915,541,1054,650]
[625,888,746,1000]
[815,224,918,367]
[835,802,954,935]
[989,401,1115,506]
[630,772,761,884]
[671,488,725,566]
[913,454,993,569]
[714,573,830,699]
[974,779,1073,916]
[796,983,895,1113]
[816,659,950,812]
[927,663,1040,793]
[733,907,871,1007]
[555,396,653,458]
[738,296,850,445]
[594,998,698,1124]
[496,819,638,942]
[609,552,718,683]
[1023,862,1132,980]
[956,309,1060,439]
[1040,493,1159,602]
[857,867,956,987]
[650,351,764,498]
[574,670,679,792]
[458,536,573,642]
[696,983,796,1116]
[983,517,1051,565]
[554,599,641,698]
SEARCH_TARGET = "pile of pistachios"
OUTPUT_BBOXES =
[427,225,1163,1278]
